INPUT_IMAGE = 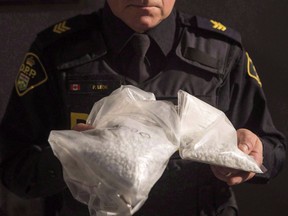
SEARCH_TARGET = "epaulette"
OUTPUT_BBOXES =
[193,16,242,45]
[36,12,100,49]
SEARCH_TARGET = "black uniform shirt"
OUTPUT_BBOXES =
[101,3,176,82]
[0,3,286,216]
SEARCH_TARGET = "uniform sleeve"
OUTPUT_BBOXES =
[0,39,66,198]
[225,49,287,183]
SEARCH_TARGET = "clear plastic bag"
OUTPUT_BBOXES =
[48,87,265,216]
[48,85,180,216]
[178,90,263,173]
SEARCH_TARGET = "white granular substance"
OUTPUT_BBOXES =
[49,86,264,216]
[48,86,181,215]
[181,144,262,173]
[49,117,177,192]
[83,118,177,190]
[49,118,178,215]
[178,90,263,173]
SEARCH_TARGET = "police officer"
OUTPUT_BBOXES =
[0,0,286,216]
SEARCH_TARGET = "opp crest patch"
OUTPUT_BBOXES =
[15,52,48,96]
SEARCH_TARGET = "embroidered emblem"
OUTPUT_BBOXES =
[246,52,262,87]
[15,53,48,96]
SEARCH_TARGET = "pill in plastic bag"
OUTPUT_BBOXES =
[48,85,180,216]
[178,90,263,173]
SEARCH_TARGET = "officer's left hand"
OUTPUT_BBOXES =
[210,128,263,185]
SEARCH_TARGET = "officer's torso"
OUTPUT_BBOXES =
[41,12,240,130]
[39,11,241,215]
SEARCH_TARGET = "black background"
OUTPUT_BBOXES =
[0,0,287,215]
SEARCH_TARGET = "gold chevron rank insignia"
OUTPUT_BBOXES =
[210,20,227,31]
[53,21,71,34]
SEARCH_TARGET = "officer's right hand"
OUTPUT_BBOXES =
[72,123,94,131]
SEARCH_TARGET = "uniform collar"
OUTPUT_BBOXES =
[102,3,176,56]
[146,9,176,56]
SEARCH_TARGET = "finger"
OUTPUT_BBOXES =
[249,138,263,165]
[211,166,255,186]
[226,171,256,186]
[72,123,94,131]
[237,129,262,155]
[210,165,256,186]
[237,129,263,166]
[210,165,227,182]
[238,142,250,154]
[210,166,238,183]
[225,172,232,177]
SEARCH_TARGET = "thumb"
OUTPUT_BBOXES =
[237,128,255,154]
[238,142,251,154]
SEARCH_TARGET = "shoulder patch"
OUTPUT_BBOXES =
[245,52,262,87]
[195,16,242,44]
[15,52,48,96]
